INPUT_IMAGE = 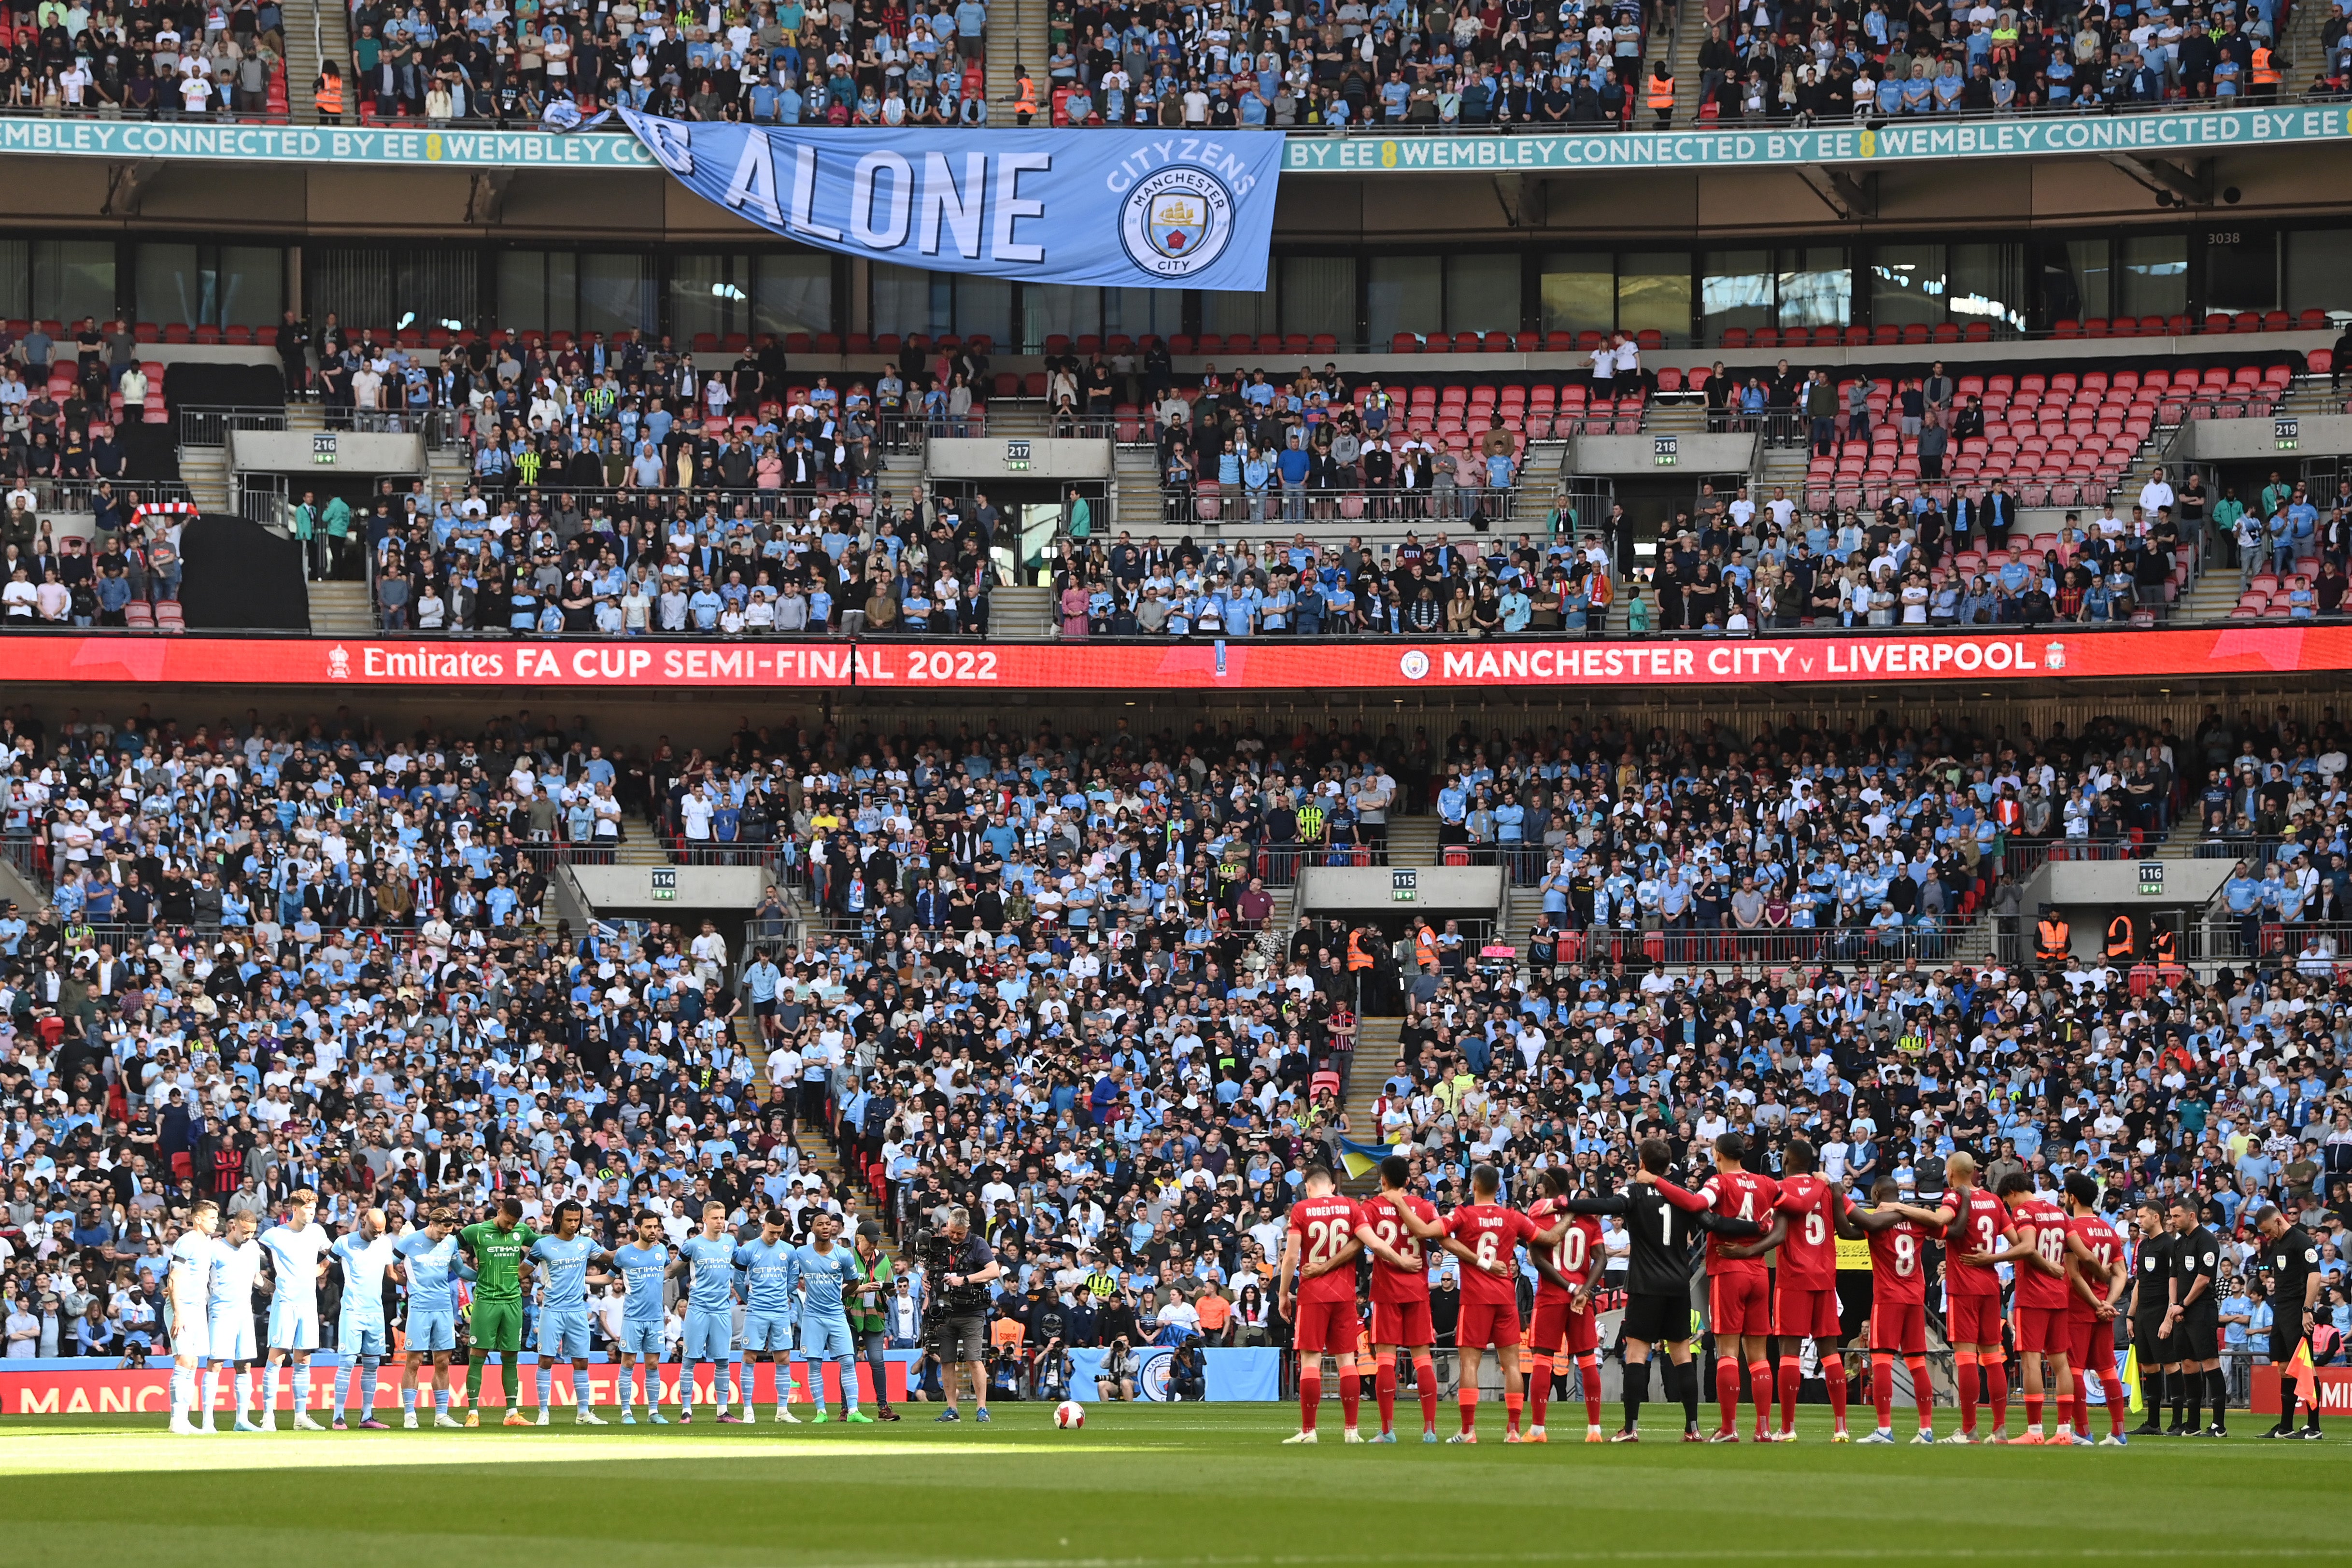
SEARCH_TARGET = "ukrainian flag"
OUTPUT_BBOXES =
[1338,1138,1402,1182]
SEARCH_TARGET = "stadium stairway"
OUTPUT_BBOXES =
[305,579,375,632]
[992,583,1056,634]
[612,833,673,868]
[1666,0,1710,128]
[985,0,1050,115]
[1113,442,1162,537]
[737,1013,850,1191]
[1341,1015,1403,1184]
[1383,814,1441,869]
[283,0,350,127]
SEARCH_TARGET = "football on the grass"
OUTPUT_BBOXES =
[1055,1401,1085,1429]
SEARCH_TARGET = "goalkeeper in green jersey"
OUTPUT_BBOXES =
[457,1197,540,1427]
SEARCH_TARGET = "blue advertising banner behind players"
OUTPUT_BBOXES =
[618,113,1282,292]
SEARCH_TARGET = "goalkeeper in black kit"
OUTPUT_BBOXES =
[1562,1137,1764,1442]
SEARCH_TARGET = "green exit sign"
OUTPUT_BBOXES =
[1654,435,1678,466]
[652,868,676,902]
[1391,869,1417,902]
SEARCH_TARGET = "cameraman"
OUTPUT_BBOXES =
[914,1204,1002,1424]
[1096,1335,1141,1401]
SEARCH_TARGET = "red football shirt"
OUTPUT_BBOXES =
[1360,1193,1436,1307]
[1771,1172,1844,1290]
[2008,1195,2073,1311]
[1946,1186,2013,1299]
[1865,1213,1937,1304]
[1445,1203,1537,1307]
[2067,1214,2124,1324]
[1287,1195,1362,1305]
[1698,1170,1780,1275]
[1526,1194,1603,1304]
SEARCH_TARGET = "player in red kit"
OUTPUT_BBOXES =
[1524,1167,1607,1443]
[1983,1171,2079,1444]
[1277,1167,1363,1444]
[1844,1178,1945,1444]
[1353,1155,1442,1443]
[2060,1172,2130,1446]
[1654,1132,1779,1442]
[1921,1151,2018,1443]
[1392,1162,1565,1442]
[1719,1137,1852,1441]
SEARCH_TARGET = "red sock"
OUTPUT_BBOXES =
[1907,1356,1933,1432]
[1871,1354,1894,1430]
[1985,1353,2008,1431]
[1375,1353,1397,1435]
[1579,1355,1603,1428]
[1459,1389,1478,1436]
[2025,1393,2043,1430]
[1414,1356,1437,1433]
[1716,1356,1740,1434]
[1504,1388,1524,1435]
[2101,1362,2126,1436]
[1526,1355,1552,1429]
[1340,1370,1360,1431]
[1825,1353,1848,1429]
[1747,1363,1771,1435]
[1955,1351,1979,1434]
[1299,1366,1321,1434]
[1777,1356,1802,1434]
[2071,1378,2089,1437]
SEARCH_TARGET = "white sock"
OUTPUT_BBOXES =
[202,1365,222,1420]
[171,1365,193,1417]
[235,1368,252,1417]
[264,1364,283,1412]
[574,1368,591,1411]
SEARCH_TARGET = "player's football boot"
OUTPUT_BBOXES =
[1911,1429,1937,1445]
[462,1411,479,1428]
[258,1414,279,1433]
[331,1418,349,1431]
[1679,1429,1704,1442]
[649,1410,670,1425]
[1422,1429,1439,1443]
[535,1410,552,1427]
[1445,1432,1476,1444]
[716,1412,745,1424]
[1344,1428,1365,1443]
[778,1407,802,1424]
[2163,1421,2189,1437]
[402,1412,418,1429]
[232,1418,263,1433]
[168,1417,201,1435]
[358,1418,391,1430]
[2011,1431,2044,1445]
[1502,1431,1523,1444]
[2297,1428,2326,1440]
[621,1412,637,1426]
[434,1413,463,1429]
[2257,1426,2296,1439]
[846,1411,876,1424]
[1829,1428,1852,1443]
[1857,1429,1895,1444]
[1586,1427,1605,1443]
[2128,1421,2164,1438]
[2204,1425,2228,1439]
[503,1411,529,1427]
[1369,1431,1397,1444]
[1609,1428,1639,1443]
[292,1413,325,1431]
[1281,1430,1319,1444]
[2099,1434,2129,1446]
[1524,1427,1547,1443]
[677,1410,694,1425]
[2070,1433,2094,1447]
[576,1409,607,1426]
[809,1407,830,1424]
[1707,1429,1740,1443]
[1938,1430,1977,1444]
[1771,1429,1798,1442]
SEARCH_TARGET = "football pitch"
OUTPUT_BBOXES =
[0,1407,2339,1567]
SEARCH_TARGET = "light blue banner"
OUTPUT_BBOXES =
[1203,1347,1281,1402]
[620,112,1281,291]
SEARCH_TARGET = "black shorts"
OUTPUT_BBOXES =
[2270,1313,2306,1366]
[2174,1314,2219,1362]
[1621,1291,1693,1348]
[2132,1316,2175,1364]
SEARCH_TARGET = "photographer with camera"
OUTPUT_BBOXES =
[1096,1335,1142,1401]
[913,1205,1002,1424]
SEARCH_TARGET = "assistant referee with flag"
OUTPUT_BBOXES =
[2254,1205,2326,1439]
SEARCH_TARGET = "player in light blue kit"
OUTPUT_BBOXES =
[611,1211,672,1425]
[671,1200,744,1423]
[256,1188,331,1430]
[329,1208,398,1430]
[165,1201,222,1434]
[526,1200,613,1425]
[204,1211,266,1432]
[787,1213,874,1424]
[734,1208,803,1424]
[393,1206,468,1428]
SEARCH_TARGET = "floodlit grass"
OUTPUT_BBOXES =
[0,1406,2339,1566]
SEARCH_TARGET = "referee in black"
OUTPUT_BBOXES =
[2254,1204,2326,1439]
[2164,1197,2227,1437]
[2127,1200,2179,1439]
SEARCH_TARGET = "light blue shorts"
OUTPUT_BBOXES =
[408,1308,457,1354]
[339,1318,387,1359]
[538,1306,593,1359]
[206,1308,256,1363]
[684,1307,735,1364]
[742,1311,796,1353]
[798,1312,854,1362]
[619,1318,665,1358]
[267,1299,319,1352]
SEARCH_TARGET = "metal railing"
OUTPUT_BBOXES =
[179,406,290,446]
[10,479,197,515]
[1156,484,1523,528]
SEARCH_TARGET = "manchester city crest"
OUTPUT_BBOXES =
[1118,166,1237,280]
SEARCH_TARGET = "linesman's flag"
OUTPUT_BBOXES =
[2286,1337,2318,1411]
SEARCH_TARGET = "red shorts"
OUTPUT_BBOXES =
[1529,1299,1600,1357]
[1870,1300,1927,1355]
[1709,1271,1771,1338]
[1292,1295,1360,1356]
[1773,1282,1842,1341]
[1946,1291,2006,1348]
[2069,1317,2115,1376]
[2013,1304,2071,1356]
[1455,1299,1522,1350]
[1371,1298,1434,1349]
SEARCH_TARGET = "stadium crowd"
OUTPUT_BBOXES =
[2,699,2350,1418]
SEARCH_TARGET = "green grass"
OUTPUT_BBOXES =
[0,1406,2339,1566]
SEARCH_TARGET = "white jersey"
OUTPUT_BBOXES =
[259,1222,332,1310]
[206,1237,264,1314]
[333,1232,398,1327]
